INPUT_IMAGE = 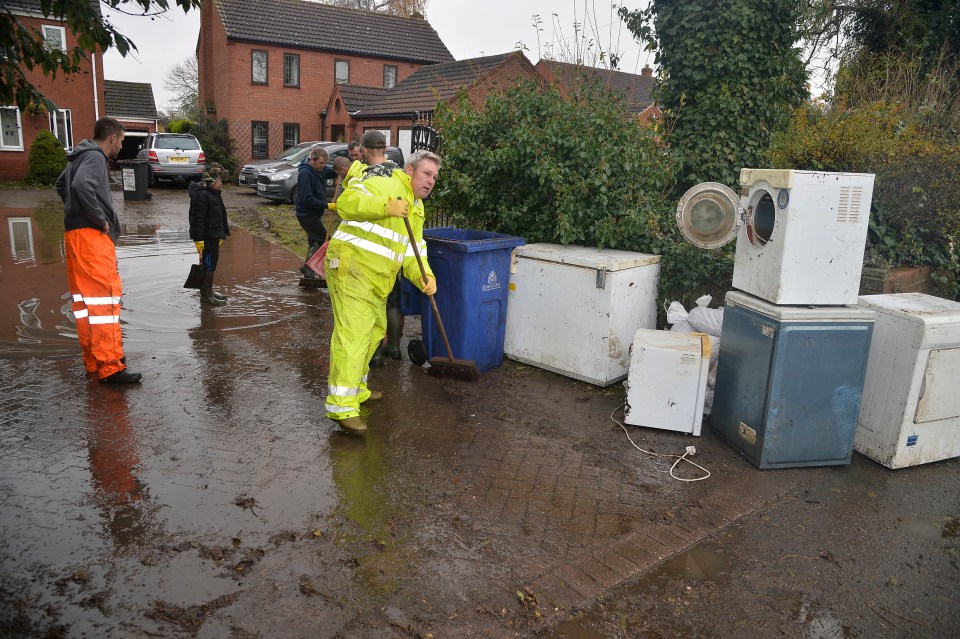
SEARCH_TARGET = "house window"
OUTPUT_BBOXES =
[251,121,268,157]
[283,54,300,87]
[251,50,268,84]
[383,65,397,89]
[42,25,66,52]
[283,123,300,149]
[335,60,349,84]
[1,106,24,151]
[49,108,73,149]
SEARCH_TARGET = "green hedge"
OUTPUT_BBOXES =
[26,130,67,185]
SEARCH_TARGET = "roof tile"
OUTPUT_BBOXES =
[104,80,158,119]
[216,0,453,64]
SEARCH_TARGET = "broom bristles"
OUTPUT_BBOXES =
[427,357,480,382]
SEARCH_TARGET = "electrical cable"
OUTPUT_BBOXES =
[611,404,711,482]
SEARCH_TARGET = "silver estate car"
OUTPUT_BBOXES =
[136,133,205,186]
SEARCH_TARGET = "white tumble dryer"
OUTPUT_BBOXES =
[854,293,960,469]
[676,169,875,305]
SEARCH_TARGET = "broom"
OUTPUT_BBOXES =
[403,216,480,382]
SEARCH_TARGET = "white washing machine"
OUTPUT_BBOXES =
[624,329,711,435]
[854,293,960,469]
[676,169,875,305]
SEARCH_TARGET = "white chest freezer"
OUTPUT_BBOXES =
[854,293,960,469]
[504,244,660,386]
[624,330,711,435]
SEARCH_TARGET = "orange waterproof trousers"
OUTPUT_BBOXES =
[64,228,126,379]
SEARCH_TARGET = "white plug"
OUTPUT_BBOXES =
[685,445,696,455]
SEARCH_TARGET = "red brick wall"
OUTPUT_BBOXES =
[199,2,428,164]
[0,14,105,181]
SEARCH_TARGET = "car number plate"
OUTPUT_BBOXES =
[257,184,266,192]
[168,156,188,163]
[239,176,247,184]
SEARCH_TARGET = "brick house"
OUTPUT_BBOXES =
[325,51,542,156]
[103,80,159,160]
[536,60,661,124]
[197,0,453,164]
[1,0,105,181]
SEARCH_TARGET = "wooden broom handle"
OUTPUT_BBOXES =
[403,216,456,362]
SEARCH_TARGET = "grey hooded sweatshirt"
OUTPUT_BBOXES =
[56,139,121,244]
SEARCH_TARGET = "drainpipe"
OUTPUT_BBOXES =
[91,52,100,119]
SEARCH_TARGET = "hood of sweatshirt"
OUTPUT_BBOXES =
[65,139,104,162]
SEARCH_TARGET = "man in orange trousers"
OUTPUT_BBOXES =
[56,117,142,384]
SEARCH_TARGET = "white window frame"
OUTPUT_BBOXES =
[335,60,349,84]
[42,25,67,52]
[8,217,35,262]
[383,65,397,89]
[0,106,24,151]
[49,108,73,150]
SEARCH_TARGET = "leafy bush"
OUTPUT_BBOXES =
[770,100,960,298]
[168,119,193,133]
[433,81,732,318]
[191,117,239,178]
[25,130,67,185]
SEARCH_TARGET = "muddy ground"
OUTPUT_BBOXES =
[0,181,957,638]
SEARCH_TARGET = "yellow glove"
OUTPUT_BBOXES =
[327,202,337,212]
[219,239,224,246]
[420,275,437,296]
[385,198,408,218]
[194,241,204,254]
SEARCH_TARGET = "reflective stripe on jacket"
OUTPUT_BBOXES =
[330,168,433,299]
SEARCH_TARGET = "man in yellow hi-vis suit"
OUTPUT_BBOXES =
[325,150,441,434]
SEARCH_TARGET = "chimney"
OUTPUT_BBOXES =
[641,66,653,78]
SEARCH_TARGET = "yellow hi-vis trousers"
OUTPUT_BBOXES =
[324,250,387,420]
[65,228,126,380]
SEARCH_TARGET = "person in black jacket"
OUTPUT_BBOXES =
[188,164,230,306]
[295,147,336,279]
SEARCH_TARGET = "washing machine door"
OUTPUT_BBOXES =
[676,182,741,249]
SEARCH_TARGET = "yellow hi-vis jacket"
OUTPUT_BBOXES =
[328,168,434,299]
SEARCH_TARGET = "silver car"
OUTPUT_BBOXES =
[258,144,404,204]
[237,141,325,189]
[136,133,205,186]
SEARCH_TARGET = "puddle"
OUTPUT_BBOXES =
[0,207,308,355]
[899,517,944,541]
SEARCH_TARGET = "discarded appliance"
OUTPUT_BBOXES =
[504,244,660,386]
[675,170,875,305]
[854,293,960,469]
[710,291,875,469]
[624,329,711,436]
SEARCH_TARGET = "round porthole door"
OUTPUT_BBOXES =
[676,182,741,249]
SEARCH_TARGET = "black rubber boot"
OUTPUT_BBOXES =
[210,271,228,301]
[301,242,320,279]
[369,344,385,368]
[201,272,226,306]
[383,307,402,359]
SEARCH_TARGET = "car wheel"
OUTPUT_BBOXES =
[289,189,296,204]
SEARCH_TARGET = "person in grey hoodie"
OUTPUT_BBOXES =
[56,117,141,384]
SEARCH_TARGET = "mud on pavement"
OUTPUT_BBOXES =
[1,184,958,638]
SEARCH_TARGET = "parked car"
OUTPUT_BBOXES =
[258,144,405,204]
[136,133,205,186]
[237,141,326,189]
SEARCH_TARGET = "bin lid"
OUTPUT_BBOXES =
[423,228,525,253]
[675,182,741,249]
[513,243,660,271]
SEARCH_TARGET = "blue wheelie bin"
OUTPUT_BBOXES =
[417,228,525,372]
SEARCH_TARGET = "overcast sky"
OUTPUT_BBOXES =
[101,0,655,113]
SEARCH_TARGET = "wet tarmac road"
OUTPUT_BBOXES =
[1,184,958,638]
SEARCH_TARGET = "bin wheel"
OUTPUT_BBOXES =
[407,339,428,366]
